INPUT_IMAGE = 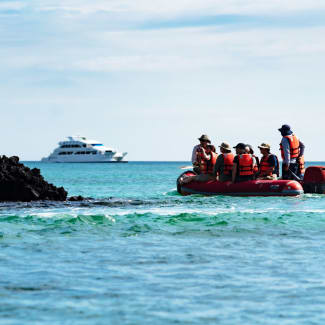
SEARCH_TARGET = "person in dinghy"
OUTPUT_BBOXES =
[213,142,234,182]
[181,144,218,184]
[278,124,305,180]
[191,134,211,174]
[256,143,279,180]
[231,143,257,183]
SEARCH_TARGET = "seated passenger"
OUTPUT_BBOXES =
[245,144,259,176]
[181,144,217,184]
[232,143,256,183]
[257,143,279,180]
[191,134,211,174]
[213,142,234,182]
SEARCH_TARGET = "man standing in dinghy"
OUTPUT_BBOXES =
[232,143,257,183]
[257,143,279,180]
[191,134,211,174]
[278,125,305,180]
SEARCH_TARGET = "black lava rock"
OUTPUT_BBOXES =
[68,195,85,201]
[0,156,68,202]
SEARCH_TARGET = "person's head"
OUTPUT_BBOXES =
[209,145,216,153]
[278,124,293,136]
[245,144,254,155]
[219,142,231,154]
[198,134,211,147]
[233,143,246,155]
[258,143,271,156]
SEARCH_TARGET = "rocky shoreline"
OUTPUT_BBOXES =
[0,156,68,202]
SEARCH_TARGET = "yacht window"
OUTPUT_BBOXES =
[105,150,112,153]
[92,144,103,146]
[82,144,86,147]
[58,152,66,155]
[92,151,97,155]
[62,144,81,148]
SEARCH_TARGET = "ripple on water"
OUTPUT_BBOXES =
[1,186,325,324]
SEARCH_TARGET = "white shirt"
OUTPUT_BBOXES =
[191,145,201,164]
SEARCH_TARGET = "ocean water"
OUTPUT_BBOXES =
[1,161,325,324]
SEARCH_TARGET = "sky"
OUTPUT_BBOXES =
[0,0,324,161]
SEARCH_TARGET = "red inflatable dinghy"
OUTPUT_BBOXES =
[177,171,303,196]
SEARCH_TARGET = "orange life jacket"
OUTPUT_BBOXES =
[238,154,254,176]
[207,152,218,174]
[280,134,300,160]
[298,156,305,175]
[222,153,234,175]
[259,155,274,176]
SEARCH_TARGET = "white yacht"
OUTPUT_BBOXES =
[41,136,128,163]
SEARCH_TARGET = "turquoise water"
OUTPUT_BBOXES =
[1,161,325,324]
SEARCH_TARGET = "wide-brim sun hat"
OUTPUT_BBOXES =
[219,142,231,151]
[258,143,271,150]
[198,134,211,143]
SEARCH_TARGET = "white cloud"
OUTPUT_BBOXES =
[72,55,224,72]
[0,1,26,11]
[30,0,325,16]
[1,26,325,73]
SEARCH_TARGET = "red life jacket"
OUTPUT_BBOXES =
[259,155,274,176]
[195,147,206,173]
[222,153,234,175]
[238,154,254,176]
[197,147,213,174]
[207,152,218,174]
[280,134,300,160]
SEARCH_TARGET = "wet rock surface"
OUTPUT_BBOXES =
[0,156,68,201]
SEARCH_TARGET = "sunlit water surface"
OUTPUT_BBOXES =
[1,161,325,324]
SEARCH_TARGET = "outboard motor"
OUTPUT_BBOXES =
[303,166,325,194]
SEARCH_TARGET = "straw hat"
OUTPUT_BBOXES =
[258,143,271,150]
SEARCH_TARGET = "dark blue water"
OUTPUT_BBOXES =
[1,161,325,324]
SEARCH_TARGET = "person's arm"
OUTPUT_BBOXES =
[192,145,199,164]
[255,156,260,168]
[268,155,277,175]
[232,163,237,183]
[252,156,256,168]
[299,140,305,157]
[231,157,238,183]
[213,155,223,178]
[232,156,239,183]
[281,138,290,170]
[200,148,211,160]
